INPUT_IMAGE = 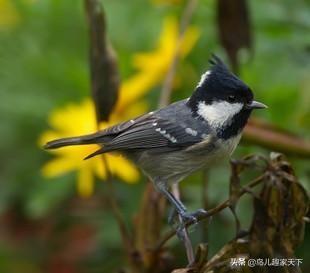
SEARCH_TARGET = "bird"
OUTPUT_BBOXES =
[44,55,267,228]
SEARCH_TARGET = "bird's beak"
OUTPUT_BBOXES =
[246,100,268,110]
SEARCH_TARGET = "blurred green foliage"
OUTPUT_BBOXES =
[0,0,309,272]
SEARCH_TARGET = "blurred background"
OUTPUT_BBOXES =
[0,0,309,272]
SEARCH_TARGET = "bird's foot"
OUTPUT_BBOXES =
[190,208,208,219]
[169,208,208,226]
[180,208,208,225]
[180,211,198,224]
[173,209,208,240]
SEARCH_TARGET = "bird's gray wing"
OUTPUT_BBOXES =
[113,118,202,148]
[84,115,206,159]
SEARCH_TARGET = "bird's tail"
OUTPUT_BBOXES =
[44,132,103,150]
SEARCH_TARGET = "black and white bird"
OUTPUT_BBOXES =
[44,55,267,225]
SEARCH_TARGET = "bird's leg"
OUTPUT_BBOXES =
[168,207,180,227]
[163,188,208,223]
[155,182,197,225]
[155,180,208,240]
[160,188,192,240]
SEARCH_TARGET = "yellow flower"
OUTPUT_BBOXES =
[0,0,20,29]
[40,16,199,197]
[116,16,200,112]
[39,100,143,197]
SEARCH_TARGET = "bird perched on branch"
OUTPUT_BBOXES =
[44,55,266,230]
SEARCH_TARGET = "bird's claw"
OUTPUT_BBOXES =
[180,208,208,224]
[169,208,208,225]
[168,209,197,227]
[173,208,208,240]
[180,211,198,225]
[192,208,208,218]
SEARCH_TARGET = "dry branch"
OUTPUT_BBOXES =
[85,0,120,122]
[84,0,134,261]
[172,153,309,273]
[244,118,310,158]
[216,0,252,74]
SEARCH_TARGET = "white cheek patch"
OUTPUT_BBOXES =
[197,71,211,88]
[197,101,243,127]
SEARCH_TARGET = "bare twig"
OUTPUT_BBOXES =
[154,174,265,251]
[244,118,310,158]
[159,0,198,108]
[101,156,134,255]
[172,184,195,265]
[201,170,209,242]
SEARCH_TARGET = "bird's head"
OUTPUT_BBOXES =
[187,55,267,135]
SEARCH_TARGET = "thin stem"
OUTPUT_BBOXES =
[201,170,209,242]
[172,184,195,265]
[101,155,134,255]
[159,0,198,108]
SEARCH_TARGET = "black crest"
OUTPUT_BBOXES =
[187,54,253,111]
[208,54,226,67]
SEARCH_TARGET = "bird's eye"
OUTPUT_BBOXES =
[228,95,236,102]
